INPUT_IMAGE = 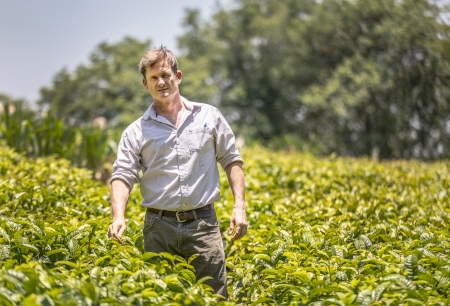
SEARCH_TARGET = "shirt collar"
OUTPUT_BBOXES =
[182,96,194,112]
[142,96,194,121]
[142,104,155,121]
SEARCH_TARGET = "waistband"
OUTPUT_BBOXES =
[146,204,212,222]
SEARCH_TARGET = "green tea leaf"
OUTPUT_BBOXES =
[0,227,11,243]
[178,269,196,286]
[55,261,78,269]
[46,248,69,256]
[80,282,98,303]
[404,254,418,280]
[0,244,10,260]
[11,243,39,254]
[142,252,160,262]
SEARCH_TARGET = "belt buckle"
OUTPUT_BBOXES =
[176,211,187,223]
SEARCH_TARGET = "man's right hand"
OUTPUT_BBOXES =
[109,179,131,246]
[108,218,126,245]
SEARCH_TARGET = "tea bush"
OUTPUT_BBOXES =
[1,145,449,305]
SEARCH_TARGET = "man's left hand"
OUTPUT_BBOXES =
[229,205,248,240]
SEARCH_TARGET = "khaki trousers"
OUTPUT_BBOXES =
[143,207,228,298]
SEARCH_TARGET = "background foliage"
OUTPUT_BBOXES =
[0,98,117,180]
[37,37,153,128]
[178,0,450,159]
[20,0,450,160]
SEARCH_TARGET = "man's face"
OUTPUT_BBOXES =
[142,60,182,102]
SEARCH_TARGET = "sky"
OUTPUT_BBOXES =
[1,0,449,106]
[0,0,227,104]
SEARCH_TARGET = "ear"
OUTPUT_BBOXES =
[176,70,182,84]
[142,78,148,89]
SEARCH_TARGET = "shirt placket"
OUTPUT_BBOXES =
[177,132,190,210]
[177,108,194,210]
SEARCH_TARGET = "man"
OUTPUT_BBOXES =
[107,46,247,298]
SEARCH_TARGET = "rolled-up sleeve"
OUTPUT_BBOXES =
[213,108,244,169]
[109,129,141,189]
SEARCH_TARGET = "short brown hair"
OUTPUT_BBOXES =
[139,46,178,78]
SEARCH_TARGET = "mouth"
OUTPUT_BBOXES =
[157,88,170,97]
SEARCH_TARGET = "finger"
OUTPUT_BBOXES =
[117,226,125,240]
[116,236,124,245]
[111,225,119,238]
[229,219,236,235]
[118,224,126,237]
[233,222,249,240]
[108,223,124,244]
[231,225,242,240]
[108,225,117,238]
[241,225,248,236]
[114,225,125,245]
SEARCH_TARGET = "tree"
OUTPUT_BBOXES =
[179,1,316,140]
[177,0,450,159]
[300,0,450,159]
[38,36,153,128]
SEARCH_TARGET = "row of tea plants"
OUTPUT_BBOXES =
[0,147,221,305]
[1,145,450,305]
[220,149,450,305]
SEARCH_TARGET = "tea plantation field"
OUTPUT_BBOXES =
[1,146,449,305]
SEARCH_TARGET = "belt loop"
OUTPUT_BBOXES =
[192,209,198,220]
[158,210,163,218]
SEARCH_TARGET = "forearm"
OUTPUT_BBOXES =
[225,161,247,240]
[111,179,131,220]
[225,161,245,207]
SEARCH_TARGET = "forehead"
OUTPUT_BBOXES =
[145,60,171,76]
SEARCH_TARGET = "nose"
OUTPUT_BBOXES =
[157,77,165,86]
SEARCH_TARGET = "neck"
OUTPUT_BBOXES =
[154,95,185,127]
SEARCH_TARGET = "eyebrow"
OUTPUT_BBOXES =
[148,69,171,78]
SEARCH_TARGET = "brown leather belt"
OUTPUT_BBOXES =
[147,204,212,222]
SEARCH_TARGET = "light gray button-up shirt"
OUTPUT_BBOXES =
[110,97,244,211]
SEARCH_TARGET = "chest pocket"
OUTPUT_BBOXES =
[187,128,213,152]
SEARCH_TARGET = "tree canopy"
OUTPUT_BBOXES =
[38,37,153,127]
[37,0,450,160]
[178,0,450,159]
